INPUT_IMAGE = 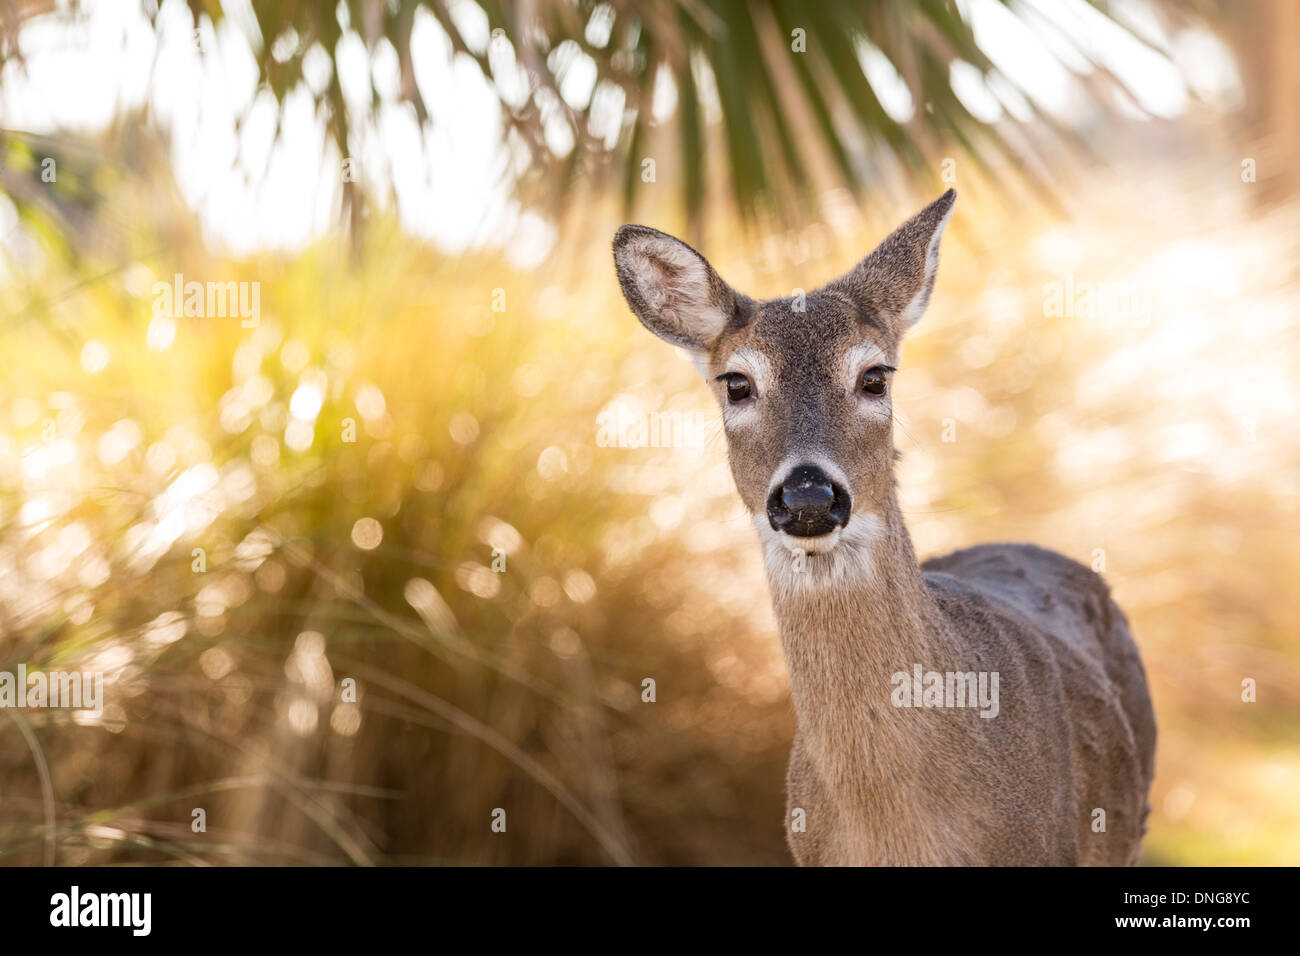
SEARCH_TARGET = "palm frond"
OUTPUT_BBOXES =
[0,0,1213,236]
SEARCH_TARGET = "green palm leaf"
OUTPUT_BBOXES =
[0,0,1216,238]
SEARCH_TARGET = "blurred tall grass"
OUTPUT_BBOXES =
[2,136,1299,864]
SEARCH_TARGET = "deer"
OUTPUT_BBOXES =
[611,190,1157,865]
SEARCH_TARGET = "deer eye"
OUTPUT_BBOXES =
[721,372,752,403]
[860,366,892,396]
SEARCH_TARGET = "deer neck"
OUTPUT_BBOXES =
[762,489,954,791]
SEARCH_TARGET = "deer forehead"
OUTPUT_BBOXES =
[714,300,892,384]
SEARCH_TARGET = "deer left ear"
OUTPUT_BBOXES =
[612,225,738,354]
[831,189,955,336]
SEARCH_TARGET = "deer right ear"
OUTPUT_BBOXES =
[831,189,955,337]
[613,225,736,354]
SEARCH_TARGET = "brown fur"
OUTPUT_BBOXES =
[612,191,1157,865]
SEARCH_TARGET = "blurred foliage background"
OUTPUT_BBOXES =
[0,0,1297,865]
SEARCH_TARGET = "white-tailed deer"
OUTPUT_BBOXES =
[612,190,1156,865]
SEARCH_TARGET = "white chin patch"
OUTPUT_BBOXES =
[754,512,884,592]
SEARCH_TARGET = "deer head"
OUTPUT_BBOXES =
[612,190,955,583]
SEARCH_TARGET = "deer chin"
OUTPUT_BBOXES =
[754,512,886,594]
[779,527,843,556]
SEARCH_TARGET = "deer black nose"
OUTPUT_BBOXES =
[767,465,852,537]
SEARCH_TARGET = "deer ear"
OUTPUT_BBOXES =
[832,189,955,335]
[613,225,737,354]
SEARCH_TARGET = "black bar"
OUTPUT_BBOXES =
[1,865,1281,941]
